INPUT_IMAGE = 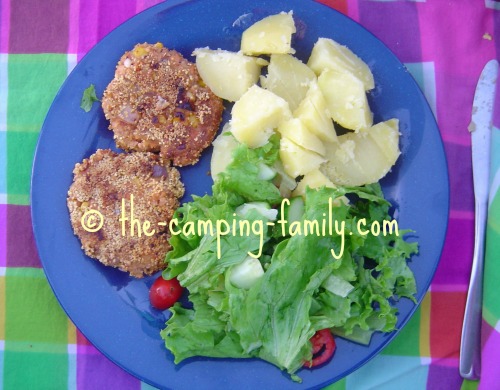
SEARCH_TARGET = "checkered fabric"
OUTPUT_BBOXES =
[0,0,499,389]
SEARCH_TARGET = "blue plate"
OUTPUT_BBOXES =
[31,0,449,389]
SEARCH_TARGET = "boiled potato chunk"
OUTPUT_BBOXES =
[260,54,316,111]
[193,48,267,102]
[318,69,373,131]
[278,118,325,156]
[320,140,369,186]
[320,119,401,186]
[241,12,296,55]
[366,119,400,161]
[211,124,240,179]
[231,85,292,148]
[280,137,325,178]
[294,81,337,143]
[308,37,374,91]
[292,169,335,197]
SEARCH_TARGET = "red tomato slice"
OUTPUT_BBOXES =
[149,276,183,310]
[304,329,336,368]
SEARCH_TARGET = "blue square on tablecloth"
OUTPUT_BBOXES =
[140,382,158,390]
[404,62,437,117]
[0,54,6,131]
[0,345,4,389]
[0,132,6,199]
[346,355,429,390]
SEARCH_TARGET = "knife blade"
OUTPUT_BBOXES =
[460,59,499,380]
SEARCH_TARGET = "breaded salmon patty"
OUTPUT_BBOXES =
[67,149,184,278]
[102,42,224,166]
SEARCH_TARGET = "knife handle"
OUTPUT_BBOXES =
[459,199,487,380]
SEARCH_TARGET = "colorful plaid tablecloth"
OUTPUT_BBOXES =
[1,0,499,389]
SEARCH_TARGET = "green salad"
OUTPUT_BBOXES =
[160,136,418,381]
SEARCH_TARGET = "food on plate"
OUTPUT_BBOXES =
[279,137,326,177]
[320,119,401,186]
[293,81,337,143]
[192,12,386,181]
[210,124,239,178]
[291,169,335,198]
[161,141,417,380]
[192,48,267,102]
[241,11,296,55]
[69,8,415,383]
[149,275,184,310]
[304,329,336,368]
[230,85,292,148]
[80,84,100,112]
[318,68,373,131]
[260,54,316,111]
[156,11,418,382]
[307,37,375,91]
[277,118,326,156]
[228,255,265,289]
[67,149,184,277]
[102,42,224,166]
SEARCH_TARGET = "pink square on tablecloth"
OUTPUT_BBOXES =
[76,344,141,390]
[0,0,10,52]
[316,0,349,16]
[8,0,69,54]
[76,328,139,387]
[6,205,41,268]
[135,0,164,13]
[479,324,500,390]
[426,363,463,389]
[433,215,474,287]
[76,328,92,346]
[0,204,6,267]
[358,1,422,63]
[429,291,466,360]
[417,2,496,146]
[76,1,137,61]
[443,142,474,213]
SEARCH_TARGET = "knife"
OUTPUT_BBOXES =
[460,59,499,380]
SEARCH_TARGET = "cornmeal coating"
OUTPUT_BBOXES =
[67,149,184,278]
[102,42,224,166]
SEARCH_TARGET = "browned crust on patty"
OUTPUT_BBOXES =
[102,42,224,166]
[67,149,185,278]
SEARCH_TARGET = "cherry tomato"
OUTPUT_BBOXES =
[149,276,183,310]
[304,329,336,368]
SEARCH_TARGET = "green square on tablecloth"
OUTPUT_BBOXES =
[6,130,40,205]
[461,378,479,390]
[381,305,421,356]
[0,132,6,195]
[483,192,500,327]
[0,275,5,339]
[7,54,67,132]
[323,377,346,390]
[4,268,68,344]
[2,350,68,389]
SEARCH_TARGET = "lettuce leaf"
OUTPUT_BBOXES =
[161,158,418,381]
[214,134,282,204]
